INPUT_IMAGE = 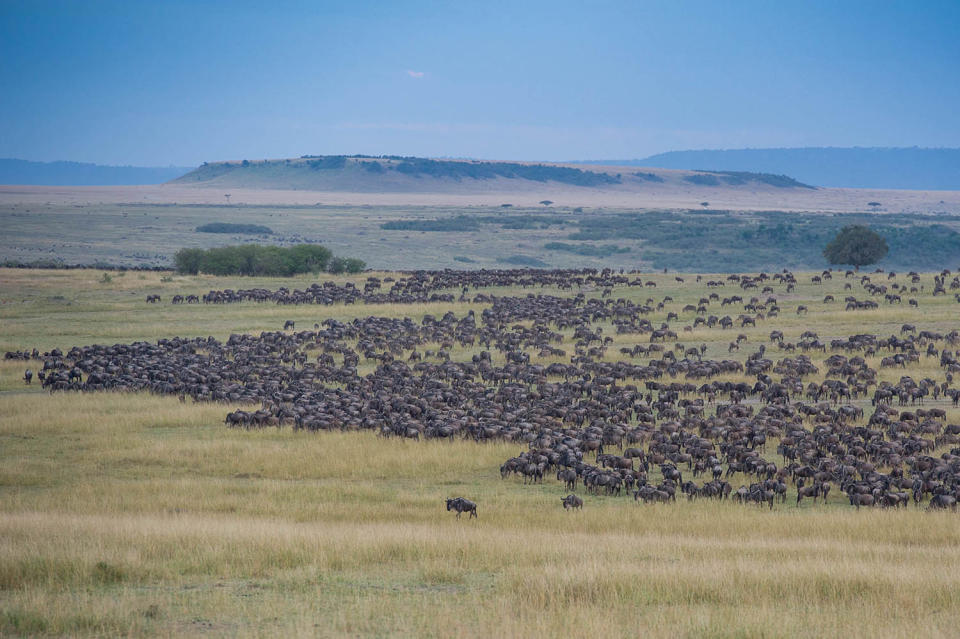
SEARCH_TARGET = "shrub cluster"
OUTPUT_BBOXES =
[196,223,273,234]
[0,259,170,271]
[173,244,364,276]
[823,225,889,267]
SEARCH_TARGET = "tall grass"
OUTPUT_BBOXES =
[3,268,960,636]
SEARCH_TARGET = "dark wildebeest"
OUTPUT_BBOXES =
[23,369,33,385]
[283,320,295,330]
[446,497,477,519]
[556,468,577,490]
[561,494,584,510]
[929,494,958,511]
[848,493,875,510]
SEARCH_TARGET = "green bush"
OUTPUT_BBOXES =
[823,225,889,267]
[172,244,338,276]
[173,248,205,275]
[286,244,334,273]
[326,256,365,274]
[327,257,347,274]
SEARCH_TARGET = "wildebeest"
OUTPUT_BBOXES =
[13,265,960,516]
[561,494,583,510]
[446,497,477,519]
[556,468,578,490]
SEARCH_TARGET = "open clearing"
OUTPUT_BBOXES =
[2,266,960,637]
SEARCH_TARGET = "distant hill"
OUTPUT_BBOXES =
[0,159,194,185]
[172,155,813,193]
[578,148,960,190]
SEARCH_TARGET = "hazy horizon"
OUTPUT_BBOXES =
[2,1,958,167]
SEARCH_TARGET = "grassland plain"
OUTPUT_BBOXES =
[2,267,960,637]
[5,201,960,272]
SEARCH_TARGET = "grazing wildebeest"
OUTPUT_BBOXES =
[796,480,820,507]
[283,320,295,330]
[22,264,960,516]
[446,497,477,519]
[929,494,958,511]
[561,494,583,510]
[556,468,578,490]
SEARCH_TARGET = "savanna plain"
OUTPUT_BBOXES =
[3,266,960,638]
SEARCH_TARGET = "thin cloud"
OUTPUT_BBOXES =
[406,70,425,78]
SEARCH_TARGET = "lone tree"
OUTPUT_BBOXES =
[539,200,554,207]
[823,225,888,267]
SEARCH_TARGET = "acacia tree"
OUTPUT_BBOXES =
[822,225,888,267]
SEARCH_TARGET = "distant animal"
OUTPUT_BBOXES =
[23,369,33,384]
[561,494,583,510]
[446,497,477,519]
[283,320,295,330]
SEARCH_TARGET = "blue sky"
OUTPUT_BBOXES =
[1,0,958,166]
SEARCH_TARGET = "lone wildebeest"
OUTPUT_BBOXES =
[446,497,477,519]
[283,320,295,330]
[561,494,583,510]
[23,369,32,385]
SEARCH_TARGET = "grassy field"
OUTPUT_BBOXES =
[3,267,960,637]
[5,201,960,272]
[0,202,628,271]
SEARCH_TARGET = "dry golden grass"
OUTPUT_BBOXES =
[3,268,960,637]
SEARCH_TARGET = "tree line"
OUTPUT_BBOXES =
[173,244,365,276]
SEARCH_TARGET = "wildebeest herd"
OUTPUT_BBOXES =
[9,266,960,514]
